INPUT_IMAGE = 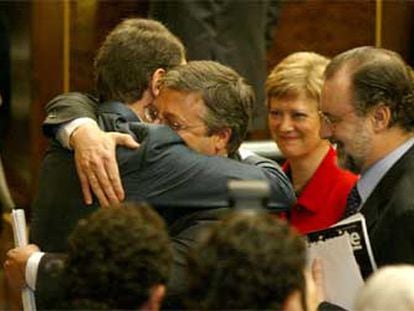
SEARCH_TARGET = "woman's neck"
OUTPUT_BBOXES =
[289,142,330,194]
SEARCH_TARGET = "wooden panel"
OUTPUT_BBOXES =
[31,1,64,194]
[70,0,149,92]
[268,0,376,69]
[381,1,414,65]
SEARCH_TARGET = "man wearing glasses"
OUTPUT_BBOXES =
[6,18,293,308]
[319,46,414,272]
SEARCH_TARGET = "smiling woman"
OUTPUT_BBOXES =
[266,52,358,234]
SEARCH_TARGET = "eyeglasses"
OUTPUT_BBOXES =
[143,104,207,133]
[318,109,355,127]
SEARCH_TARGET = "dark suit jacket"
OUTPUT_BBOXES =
[32,95,294,252]
[149,0,281,129]
[32,93,294,307]
[361,143,414,270]
[35,253,67,308]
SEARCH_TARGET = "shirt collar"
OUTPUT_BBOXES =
[358,136,414,204]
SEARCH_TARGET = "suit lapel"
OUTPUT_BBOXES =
[361,144,414,230]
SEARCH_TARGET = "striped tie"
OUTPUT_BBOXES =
[343,185,361,219]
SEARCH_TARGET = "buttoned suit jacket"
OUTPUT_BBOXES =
[361,143,414,271]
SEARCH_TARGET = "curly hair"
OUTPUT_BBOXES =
[64,202,172,309]
[185,211,306,310]
[325,46,414,132]
[94,18,185,104]
[159,60,255,156]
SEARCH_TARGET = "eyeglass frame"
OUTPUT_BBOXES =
[143,104,209,133]
[318,109,357,127]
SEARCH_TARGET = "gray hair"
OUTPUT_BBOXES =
[355,265,414,311]
[160,60,255,156]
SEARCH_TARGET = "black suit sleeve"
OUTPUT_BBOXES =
[381,209,414,265]
[42,92,99,138]
[318,301,348,311]
[35,253,67,309]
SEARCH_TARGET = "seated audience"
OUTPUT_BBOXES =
[185,211,321,310]
[354,265,414,311]
[6,203,172,310]
[266,52,358,234]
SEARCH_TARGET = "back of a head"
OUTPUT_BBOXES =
[355,265,414,311]
[185,211,306,310]
[94,18,185,104]
[64,203,172,309]
[325,46,414,132]
[266,51,329,103]
[160,60,255,156]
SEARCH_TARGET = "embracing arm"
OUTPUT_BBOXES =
[239,148,295,210]
[43,92,99,138]
[42,93,139,206]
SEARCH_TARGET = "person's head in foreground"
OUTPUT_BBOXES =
[185,211,319,310]
[355,265,414,311]
[320,46,414,174]
[64,202,172,310]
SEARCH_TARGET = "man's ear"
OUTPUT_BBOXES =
[150,68,166,97]
[141,284,165,311]
[372,104,391,132]
[214,128,232,156]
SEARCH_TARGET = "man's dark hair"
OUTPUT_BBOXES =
[160,60,255,156]
[185,211,306,310]
[64,202,172,309]
[94,18,185,104]
[325,46,414,131]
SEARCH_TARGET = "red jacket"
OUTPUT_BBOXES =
[283,146,358,234]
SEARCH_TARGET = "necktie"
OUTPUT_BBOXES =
[343,185,361,219]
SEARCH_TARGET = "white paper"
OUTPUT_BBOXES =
[308,233,364,310]
[11,209,37,311]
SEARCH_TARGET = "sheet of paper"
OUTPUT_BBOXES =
[12,209,37,311]
[308,233,364,310]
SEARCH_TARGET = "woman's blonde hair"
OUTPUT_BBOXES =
[266,52,330,106]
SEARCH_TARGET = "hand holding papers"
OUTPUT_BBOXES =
[306,213,377,310]
[11,209,37,311]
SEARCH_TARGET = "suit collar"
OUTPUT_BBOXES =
[361,143,414,229]
[98,101,141,123]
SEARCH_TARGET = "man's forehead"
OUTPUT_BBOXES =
[321,70,352,111]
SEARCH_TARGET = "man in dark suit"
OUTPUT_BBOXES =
[319,46,414,271]
[5,18,294,308]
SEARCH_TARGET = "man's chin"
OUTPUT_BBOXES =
[337,146,362,174]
